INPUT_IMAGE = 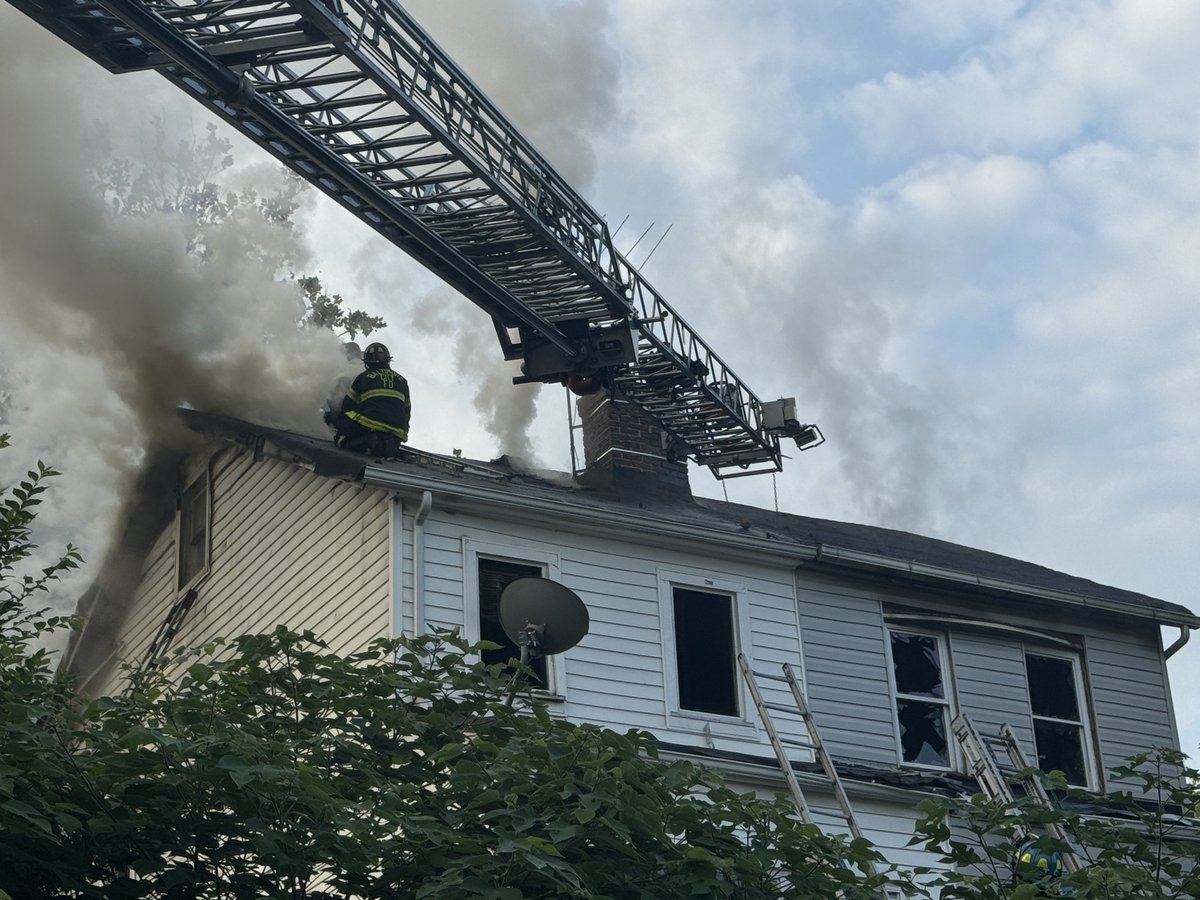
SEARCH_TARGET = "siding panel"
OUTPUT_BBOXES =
[797,581,896,764]
[100,450,391,697]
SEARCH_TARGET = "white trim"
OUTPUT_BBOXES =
[884,625,958,771]
[175,463,212,595]
[462,537,563,696]
[658,568,755,735]
[1023,646,1097,790]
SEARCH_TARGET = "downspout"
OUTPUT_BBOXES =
[412,491,433,637]
[1165,625,1191,660]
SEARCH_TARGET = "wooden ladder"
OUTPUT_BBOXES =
[951,713,1080,873]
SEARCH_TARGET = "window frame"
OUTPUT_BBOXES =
[884,626,957,771]
[1023,646,1096,789]
[176,466,211,594]
[462,539,563,699]
[659,569,754,733]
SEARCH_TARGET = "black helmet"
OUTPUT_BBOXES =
[363,342,391,368]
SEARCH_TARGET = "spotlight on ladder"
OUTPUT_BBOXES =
[761,397,825,451]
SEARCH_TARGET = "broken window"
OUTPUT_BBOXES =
[672,586,738,717]
[478,557,547,687]
[1026,651,1089,786]
[889,630,952,768]
[177,472,209,590]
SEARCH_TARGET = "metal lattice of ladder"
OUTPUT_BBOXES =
[951,713,1080,874]
[737,653,878,879]
[8,0,812,478]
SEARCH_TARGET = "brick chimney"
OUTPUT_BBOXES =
[576,389,690,496]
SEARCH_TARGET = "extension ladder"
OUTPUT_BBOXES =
[737,652,875,876]
[951,713,1080,873]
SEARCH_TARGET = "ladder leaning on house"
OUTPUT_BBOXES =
[951,713,1080,874]
[737,652,876,876]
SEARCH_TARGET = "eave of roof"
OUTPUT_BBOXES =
[179,408,1199,629]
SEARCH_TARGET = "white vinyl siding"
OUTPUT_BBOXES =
[94,449,391,695]
[796,577,897,765]
[1085,630,1178,789]
[951,633,1036,755]
[416,510,807,755]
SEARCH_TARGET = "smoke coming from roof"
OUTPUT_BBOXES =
[406,288,539,463]
[0,9,348,611]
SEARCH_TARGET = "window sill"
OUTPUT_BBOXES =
[898,760,956,774]
[176,566,210,598]
[668,710,757,737]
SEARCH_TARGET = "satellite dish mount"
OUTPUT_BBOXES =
[498,577,590,705]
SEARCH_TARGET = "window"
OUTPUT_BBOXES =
[177,472,209,590]
[478,556,548,687]
[672,586,739,717]
[888,629,952,768]
[1025,651,1091,787]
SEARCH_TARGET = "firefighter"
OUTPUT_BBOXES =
[333,341,411,457]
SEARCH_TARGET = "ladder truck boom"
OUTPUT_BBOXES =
[8,0,822,476]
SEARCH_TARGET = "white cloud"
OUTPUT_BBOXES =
[892,0,1027,44]
[608,0,824,185]
[847,0,1200,158]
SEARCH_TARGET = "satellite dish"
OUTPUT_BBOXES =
[499,577,589,657]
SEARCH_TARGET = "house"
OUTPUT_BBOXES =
[64,393,1199,878]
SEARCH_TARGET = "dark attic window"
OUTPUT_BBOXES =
[889,630,951,768]
[673,586,738,717]
[478,557,547,687]
[1026,652,1088,786]
[177,473,209,591]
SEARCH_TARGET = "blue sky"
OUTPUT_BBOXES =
[2,1,1197,756]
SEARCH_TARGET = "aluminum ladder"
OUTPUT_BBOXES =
[951,713,1080,873]
[737,654,874,867]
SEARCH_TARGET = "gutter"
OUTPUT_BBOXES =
[362,464,818,566]
[1165,625,1191,660]
[805,544,1200,630]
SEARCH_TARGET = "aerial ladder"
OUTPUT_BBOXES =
[8,0,823,477]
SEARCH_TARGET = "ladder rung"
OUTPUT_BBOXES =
[749,669,790,683]
[763,702,801,715]
[779,737,817,750]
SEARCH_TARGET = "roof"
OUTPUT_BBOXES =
[180,408,1199,629]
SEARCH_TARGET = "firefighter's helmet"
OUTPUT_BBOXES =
[1015,840,1064,885]
[363,342,391,368]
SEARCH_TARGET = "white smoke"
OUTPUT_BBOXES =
[402,0,619,189]
[403,288,538,462]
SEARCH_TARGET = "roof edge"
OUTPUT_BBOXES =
[361,463,819,565]
[806,544,1200,629]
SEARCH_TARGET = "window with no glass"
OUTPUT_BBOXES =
[672,586,738,717]
[177,472,209,591]
[1025,651,1090,787]
[478,557,547,687]
[888,629,952,768]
